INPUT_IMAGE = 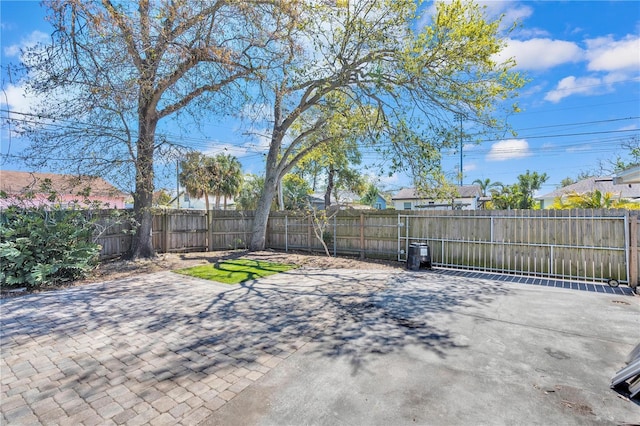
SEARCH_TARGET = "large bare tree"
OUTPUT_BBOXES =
[11,0,289,258]
[248,0,526,250]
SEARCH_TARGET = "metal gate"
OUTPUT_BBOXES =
[398,213,629,284]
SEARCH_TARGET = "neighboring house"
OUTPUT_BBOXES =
[0,170,127,209]
[370,194,387,210]
[392,185,482,211]
[308,190,381,210]
[536,176,640,209]
[158,189,235,210]
[613,165,640,185]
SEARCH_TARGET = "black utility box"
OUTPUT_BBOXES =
[407,243,432,270]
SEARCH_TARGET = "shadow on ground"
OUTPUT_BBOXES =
[1,269,508,380]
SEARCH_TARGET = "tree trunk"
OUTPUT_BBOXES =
[204,191,210,212]
[251,87,286,251]
[125,126,157,259]
[124,95,158,259]
[250,173,278,251]
[277,180,284,210]
[324,168,335,209]
[250,125,283,250]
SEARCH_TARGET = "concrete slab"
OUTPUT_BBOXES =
[203,270,640,426]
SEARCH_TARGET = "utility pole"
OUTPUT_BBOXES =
[458,114,463,186]
[176,159,180,209]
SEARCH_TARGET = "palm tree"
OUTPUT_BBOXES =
[179,152,216,211]
[360,183,380,207]
[236,175,265,211]
[472,178,503,197]
[213,154,243,210]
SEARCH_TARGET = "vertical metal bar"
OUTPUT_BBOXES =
[624,213,630,282]
[473,236,476,271]
[404,216,411,259]
[397,214,401,261]
[570,259,573,281]
[550,245,554,278]
[466,236,470,268]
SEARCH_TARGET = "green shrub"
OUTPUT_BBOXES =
[0,206,101,288]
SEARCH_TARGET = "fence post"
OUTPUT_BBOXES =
[629,212,638,289]
[360,212,365,259]
[333,213,337,257]
[307,215,312,253]
[163,210,170,253]
[207,209,213,252]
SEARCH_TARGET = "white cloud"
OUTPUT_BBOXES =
[463,143,477,151]
[586,35,640,72]
[486,139,531,161]
[480,1,533,28]
[543,75,610,103]
[494,38,583,70]
[566,144,592,153]
[516,28,550,38]
[463,162,477,172]
[619,124,638,131]
[419,1,532,32]
[1,83,29,110]
[375,173,400,187]
[0,82,48,122]
[3,30,49,57]
[239,103,273,123]
[204,143,251,158]
[541,142,555,150]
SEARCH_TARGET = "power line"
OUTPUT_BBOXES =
[2,109,639,162]
[516,99,639,115]
[510,116,639,132]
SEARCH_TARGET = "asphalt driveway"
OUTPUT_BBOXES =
[1,268,638,425]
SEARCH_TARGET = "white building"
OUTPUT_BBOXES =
[392,186,482,211]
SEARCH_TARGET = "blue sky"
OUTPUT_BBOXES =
[1,1,639,196]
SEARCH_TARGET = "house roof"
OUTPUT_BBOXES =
[614,165,640,185]
[309,190,363,205]
[392,185,482,200]
[537,176,640,200]
[0,171,126,198]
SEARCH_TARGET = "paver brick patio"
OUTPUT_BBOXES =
[1,269,391,425]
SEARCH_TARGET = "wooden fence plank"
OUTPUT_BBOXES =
[92,208,633,282]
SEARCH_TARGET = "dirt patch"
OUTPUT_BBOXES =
[1,250,404,298]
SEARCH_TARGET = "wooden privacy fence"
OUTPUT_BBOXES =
[93,208,639,288]
[398,210,634,285]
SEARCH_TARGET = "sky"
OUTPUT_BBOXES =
[1,0,639,197]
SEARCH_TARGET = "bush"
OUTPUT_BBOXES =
[0,206,101,288]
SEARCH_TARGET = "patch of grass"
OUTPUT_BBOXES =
[173,259,297,284]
